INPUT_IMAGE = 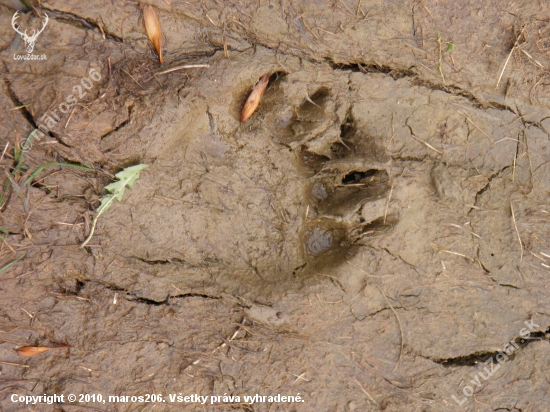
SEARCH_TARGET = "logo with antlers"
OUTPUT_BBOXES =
[12,11,49,54]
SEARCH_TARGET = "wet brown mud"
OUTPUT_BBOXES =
[1,1,550,411]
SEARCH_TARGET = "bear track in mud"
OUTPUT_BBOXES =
[105,70,398,303]
[268,79,395,275]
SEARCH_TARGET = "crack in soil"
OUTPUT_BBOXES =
[38,6,123,43]
[469,165,511,212]
[131,255,214,269]
[100,103,134,140]
[4,80,38,130]
[426,328,550,367]
[127,292,221,305]
[76,279,222,305]
[324,58,518,114]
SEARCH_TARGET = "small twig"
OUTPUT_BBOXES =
[65,105,77,129]
[184,320,245,370]
[510,201,523,260]
[456,110,493,144]
[376,286,404,372]
[529,73,547,105]
[524,132,534,191]
[445,223,482,239]
[409,132,444,155]
[512,150,517,182]
[214,332,258,354]
[383,183,394,225]
[386,113,396,149]
[353,377,379,406]
[337,0,355,15]
[222,22,229,58]
[496,26,527,89]
[98,22,106,40]
[0,361,29,368]
[519,49,545,69]
[300,16,318,40]
[155,64,210,76]
[439,249,474,261]
[0,142,9,162]
[275,44,292,72]
[205,13,218,27]
[120,69,144,89]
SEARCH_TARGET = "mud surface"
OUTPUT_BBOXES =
[1,1,550,411]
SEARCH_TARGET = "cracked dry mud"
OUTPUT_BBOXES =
[1,1,550,411]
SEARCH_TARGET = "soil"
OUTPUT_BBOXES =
[1,1,550,411]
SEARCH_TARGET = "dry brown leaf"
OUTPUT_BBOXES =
[16,345,70,357]
[143,5,163,64]
[241,74,270,122]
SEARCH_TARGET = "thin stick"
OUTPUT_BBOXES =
[184,320,244,370]
[439,249,474,261]
[222,22,229,58]
[387,113,396,149]
[520,49,544,70]
[98,22,106,40]
[300,16,318,40]
[496,26,527,88]
[383,183,394,225]
[512,151,517,182]
[376,286,404,372]
[120,69,144,89]
[0,361,29,368]
[510,201,523,260]
[156,64,210,76]
[456,110,493,144]
[353,377,378,406]
[409,132,444,155]
[337,0,355,15]
[355,0,363,16]
[445,223,482,239]
[0,142,9,162]
[205,14,218,27]
[524,133,534,191]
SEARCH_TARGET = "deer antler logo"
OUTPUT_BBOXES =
[12,11,49,54]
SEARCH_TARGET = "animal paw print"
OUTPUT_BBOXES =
[260,79,395,272]
[299,121,393,271]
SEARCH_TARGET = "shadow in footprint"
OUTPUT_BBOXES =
[298,116,395,273]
